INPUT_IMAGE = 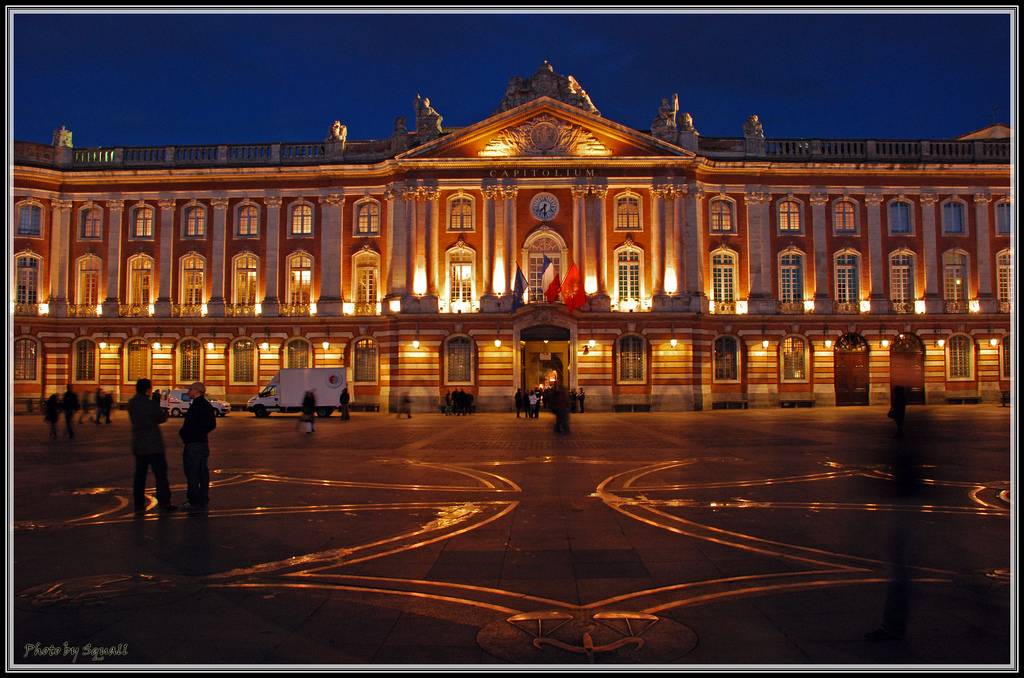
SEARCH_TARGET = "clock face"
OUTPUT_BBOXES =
[531,192,560,221]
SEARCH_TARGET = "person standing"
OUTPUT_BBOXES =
[889,385,908,438]
[570,388,578,413]
[578,388,586,414]
[300,390,316,433]
[179,382,216,512]
[514,388,523,418]
[95,387,104,424]
[79,390,92,424]
[339,387,351,421]
[552,385,571,435]
[128,378,176,513]
[528,390,539,420]
[61,384,80,439]
[101,391,114,424]
[399,394,412,419]
[44,394,61,439]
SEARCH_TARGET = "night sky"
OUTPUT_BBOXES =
[12,11,1013,148]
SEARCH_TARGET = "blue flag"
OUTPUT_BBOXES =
[512,265,529,310]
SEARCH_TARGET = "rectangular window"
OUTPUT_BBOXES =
[17,258,39,304]
[80,269,100,306]
[782,338,806,381]
[18,206,42,236]
[450,261,473,303]
[995,203,1010,235]
[617,252,641,301]
[779,257,803,303]
[15,340,37,380]
[713,262,735,303]
[890,203,911,234]
[835,260,859,303]
[528,254,559,303]
[235,270,257,305]
[233,341,255,383]
[890,260,913,302]
[943,203,965,234]
[183,271,204,305]
[357,266,377,304]
[944,264,966,302]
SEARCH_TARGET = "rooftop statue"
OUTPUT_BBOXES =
[497,61,599,115]
[744,114,765,139]
[680,111,696,133]
[415,94,444,141]
[650,93,679,141]
[52,125,73,148]
[326,120,347,144]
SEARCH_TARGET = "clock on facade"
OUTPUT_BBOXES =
[530,192,560,221]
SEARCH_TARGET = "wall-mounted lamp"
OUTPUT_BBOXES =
[761,338,770,349]
[990,337,999,347]
[937,338,946,348]
[824,338,833,349]
[881,339,890,349]
[206,341,215,351]
[412,338,421,349]
[153,341,162,351]
[670,338,678,348]
[260,341,270,351]
[322,340,330,351]
[494,338,502,348]
[588,338,596,348]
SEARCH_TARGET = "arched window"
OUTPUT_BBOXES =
[79,205,102,240]
[834,251,860,304]
[834,200,857,233]
[779,251,804,303]
[889,200,913,235]
[352,250,380,313]
[618,335,646,383]
[233,253,259,306]
[183,204,206,238]
[126,339,150,382]
[285,339,311,369]
[889,251,916,304]
[179,254,206,306]
[711,250,737,304]
[616,246,642,305]
[713,336,740,382]
[947,335,973,380]
[287,252,313,305]
[132,205,154,238]
[15,338,38,380]
[997,250,1012,307]
[291,203,313,236]
[995,201,1011,236]
[942,251,968,303]
[237,204,260,237]
[524,233,564,302]
[76,255,102,306]
[709,199,734,234]
[178,339,202,383]
[15,254,40,304]
[446,336,473,384]
[355,199,381,236]
[781,336,808,381]
[615,194,641,231]
[778,199,801,233]
[17,203,42,236]
[942,200,966,234]
[353,338,377,383]
[447,247,475,309]
[127,255,154,306]
[448,195,474,232]
[231,339,255,384]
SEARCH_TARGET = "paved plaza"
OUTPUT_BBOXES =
[11,405,1013,667]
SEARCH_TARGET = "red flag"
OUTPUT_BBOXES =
[559,263,586,312]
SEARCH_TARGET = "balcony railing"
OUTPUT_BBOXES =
[777,301,805,314]
[833,301,859,314]
[280,303,311,317]
[118,303,152,317]
[999,301,1011,314]
[171,304,204,317]
[225,304,257,317]
[353,302,379,316]
[890,300,914,314]
[13,303,38,316]
[944,300,968,314]
[67,304,100,317]
[711,300,737,315]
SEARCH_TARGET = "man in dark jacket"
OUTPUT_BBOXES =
[61,384,80,439]
[179,382,217,512]
[128,378,176,513]
[339,387,350,420]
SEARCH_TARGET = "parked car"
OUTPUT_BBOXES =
[160,388,231,417]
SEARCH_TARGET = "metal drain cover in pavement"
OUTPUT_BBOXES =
[477,610,698,664]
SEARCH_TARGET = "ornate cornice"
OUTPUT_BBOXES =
[319,193,344,206]
[263,196,283,208]
[500,187,519,200]
[589,186,609,199]
[52,199,73,211]
[919,193,938,206]
[105,199,125,211]
[973,193,992,205]
[157,199,177,210]
[570,186,590,199]
[864,194,884,206]
[809,193,830,207]
[745,192,767,205]
[482,186,502,201]
[210,197,230,210]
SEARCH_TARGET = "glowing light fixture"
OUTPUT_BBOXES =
[95,304,103,316]
[412,339,421,349]
[38,303,49,315]
[588,338,596,348]
[206,341,215,351]
[201,303,209,316]
[309,302,317,316]
[670,338,678,348]
[824,338,833,349]
[322,341,330,351]
[153,341,162,351]
[389,298,402,313]
[914,300,926,315]
[99,341,107,350]
[803,299,815,313]
[969,300,981,313]
[937,338,946,348]
[736,300,749,315]
[255,302,263,316]
[881,339,890,349]
[859,300,872,313]
[494,338,502,348]
[989,337,999,347]
[148,304,155,316]
[761,338,770,349]
[260,341,270,351]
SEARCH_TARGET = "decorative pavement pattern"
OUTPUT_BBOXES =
[11,407,1011,666]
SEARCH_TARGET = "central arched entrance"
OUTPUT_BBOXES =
[890,333,926,404]
[519,324,572,391]
[834,332,870,406]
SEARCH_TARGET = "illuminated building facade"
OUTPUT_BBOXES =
[12,63,1013,411]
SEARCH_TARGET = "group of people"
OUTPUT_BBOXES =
[514,386,586,420]
[43,385,115,439]
[443,389,475,416]
[129,379,217,514]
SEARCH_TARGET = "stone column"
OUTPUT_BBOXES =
[672,184,687,299]
[402,188,418,302]
[809,193,830,313]
[865,193,888,313]
[382,186,398,299]
[745,190,771,312]
[317,193,344,316]
[571,185,588,277]
[502,186,519,296]
[591,186,611,310]
[103,200,125,317]
[685,185,708,313]
[481,187,499,299]
[154,199,176,316]
[650,187,665,299]
[974,193,996,312]
[425,188,440,302]
[48,198,72,316]
[207,197,230,316]
[920,193,942,313]
[262,196,282,316]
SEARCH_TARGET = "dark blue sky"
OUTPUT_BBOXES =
[13,12,1013,147]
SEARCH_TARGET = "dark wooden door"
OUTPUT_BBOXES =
[835,351,870,406]
[890,348,926,404]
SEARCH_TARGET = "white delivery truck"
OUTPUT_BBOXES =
[247,368,346,418]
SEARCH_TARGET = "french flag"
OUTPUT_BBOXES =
[541,256,560,303]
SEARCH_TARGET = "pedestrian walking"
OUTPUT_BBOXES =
[888,385,908,438]
[399,394,412,419]
[514,388,523,418]
[78,390,92,424]
[179,382,216,512]
[61,384,80,439]
[528,391,539,419]
[95,387,104,424]
[578,388,586,414]
[570,388,578,413]
[443,391,453,416]
[300,390,316,433]
[552,385,571,435]
[44,394,60,439]
[339,387,351,421]
[101,391,114,424]
[128,378,176,513]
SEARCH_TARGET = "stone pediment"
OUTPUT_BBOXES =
[398,97,691,161]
